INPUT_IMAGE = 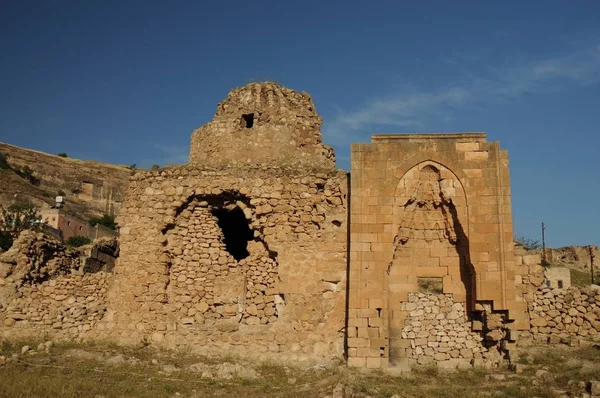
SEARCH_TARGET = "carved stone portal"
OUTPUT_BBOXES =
[394,165,457,247]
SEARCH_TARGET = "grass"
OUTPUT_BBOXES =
[2,340,600,397]
[570,268,599,287]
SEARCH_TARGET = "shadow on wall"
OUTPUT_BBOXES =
[448,202,476,314]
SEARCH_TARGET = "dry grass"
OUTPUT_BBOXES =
[570,268,596,287]
[1,339,600,398]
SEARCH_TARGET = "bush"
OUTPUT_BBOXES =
[0,203,42,250]
[89,214,116,230]
[515,236,542,250]
[57,153,68,158]
[0,153,9,169]
[66,235,91,247]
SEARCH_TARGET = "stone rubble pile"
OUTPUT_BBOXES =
[0,230,78,286]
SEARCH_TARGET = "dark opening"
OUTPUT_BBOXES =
[558,280,564,288]
[241,113,254,128]
[418,277,443,294]
[211,207,254,260]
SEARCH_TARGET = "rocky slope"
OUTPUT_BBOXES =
[0,142,130,219]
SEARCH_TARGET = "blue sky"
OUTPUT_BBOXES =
[0,1,599,248]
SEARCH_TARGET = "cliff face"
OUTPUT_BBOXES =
[545,245,598,272]
[0,142,130,220]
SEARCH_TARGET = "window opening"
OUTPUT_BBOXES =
[241,113,254,128]
[418,277,443,294]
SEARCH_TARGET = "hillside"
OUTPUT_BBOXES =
[0,142,130,220]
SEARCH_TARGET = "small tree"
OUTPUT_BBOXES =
[0,203,42,250]
[515,236,542,251]
[89,214,116,230]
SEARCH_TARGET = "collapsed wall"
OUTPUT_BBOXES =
[0,231,114,339]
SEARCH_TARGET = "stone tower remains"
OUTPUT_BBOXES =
[103,82,348,363]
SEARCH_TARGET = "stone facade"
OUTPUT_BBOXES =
[41,208,117,241]
[3,82,595,371]
[348,133,522,369]
[544,267,571,289]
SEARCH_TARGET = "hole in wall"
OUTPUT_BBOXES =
[241,113,254,128]
[418,277,443,294]
[558,280,564,288]
[316,182,326,191]
[331,220,342,227]
[211,206,254,261]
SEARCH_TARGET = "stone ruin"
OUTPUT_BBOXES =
[104,82,348,362]
[0,81,598,371]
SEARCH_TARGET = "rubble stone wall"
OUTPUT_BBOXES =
[100,166,348,364]
[2,273,108,339]
[514,245,600,344]
[521,286,600,344]
[388,293,487,368]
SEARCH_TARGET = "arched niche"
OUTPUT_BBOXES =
[388,161,472,298]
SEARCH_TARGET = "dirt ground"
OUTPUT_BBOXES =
[1,339,599,398]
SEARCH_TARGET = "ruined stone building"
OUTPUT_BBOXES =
[3,82,597,371]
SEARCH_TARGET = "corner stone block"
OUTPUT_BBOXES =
[366,357,382,368]
[347,357,367,367]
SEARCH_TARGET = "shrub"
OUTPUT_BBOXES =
[89,214,116,230]
[0,203,42,250]
[0,153,9,169]
[66,235,91,247]
[57,153,68,158]
[515,236,542,250]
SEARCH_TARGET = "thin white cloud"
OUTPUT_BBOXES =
[324,42,600,140]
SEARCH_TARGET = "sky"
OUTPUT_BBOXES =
[0,0,599,248]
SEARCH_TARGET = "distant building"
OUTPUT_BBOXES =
[40,208,117,241]
[544,267,571,289]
